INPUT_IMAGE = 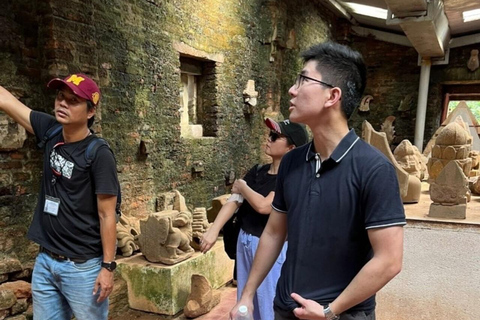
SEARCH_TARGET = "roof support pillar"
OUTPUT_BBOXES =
[414,58,432,152]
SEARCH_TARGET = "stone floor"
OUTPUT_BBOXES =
[115,181,480,320]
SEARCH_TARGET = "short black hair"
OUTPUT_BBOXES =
[87,100,95,128]
[301,42,366,119]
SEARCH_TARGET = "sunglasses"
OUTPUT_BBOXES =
[269,131,286,142]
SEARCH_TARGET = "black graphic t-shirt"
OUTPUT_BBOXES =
[28,111,119,259]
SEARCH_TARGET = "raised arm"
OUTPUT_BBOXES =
[200,200,241,253]
[292,226,404,319]
[232,179,274,214]
[0,86,33,134]
[231,209,288,317]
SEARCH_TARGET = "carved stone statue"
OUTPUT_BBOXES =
[429,161,469,219]
[380,116,396,146]
[138,190,194,265]
[359,95,373,112]
[191,208,210,250]
[116,215,140,257]
[467,49,479,72]
[362,120,421,203]
[394,139,426,180]
[427,119,473,182]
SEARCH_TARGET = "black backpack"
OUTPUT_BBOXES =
[38,124,122,219]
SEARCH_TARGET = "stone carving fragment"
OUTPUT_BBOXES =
[427,119,472,181]
[429,161,469,219]
[116,215,140,257]
[380,116,395,145]
[191,208,210,250]
[394,139,426,180]
[467,49,479,72]
[359,95,373,112]
[362,120,421,203]
[398,93,414,111]
[138,191,194,265]
[183,274,220,318]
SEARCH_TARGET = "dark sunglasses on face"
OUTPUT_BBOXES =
[269,131,286,142]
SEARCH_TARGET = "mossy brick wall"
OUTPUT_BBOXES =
[0,0,337,268]
[346,34,420,146]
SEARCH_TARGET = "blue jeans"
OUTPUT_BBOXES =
[237,229,287,320]
[32,252,108,320]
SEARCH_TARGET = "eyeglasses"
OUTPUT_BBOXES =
[269,131,286,142]
[295,74,334,89]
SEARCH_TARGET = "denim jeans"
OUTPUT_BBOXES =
[237,229,288,320]
[32,252,108,320]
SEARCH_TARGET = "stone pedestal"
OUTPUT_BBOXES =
[428,203,467,219]
[117,240,233,315]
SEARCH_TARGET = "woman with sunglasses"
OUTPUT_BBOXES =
[200,118,308,320]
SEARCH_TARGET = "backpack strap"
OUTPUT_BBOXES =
[84,138,109,168]
[85,138,122,218]
[37,124,63,149]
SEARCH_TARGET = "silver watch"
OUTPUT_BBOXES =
[324,306,340,320]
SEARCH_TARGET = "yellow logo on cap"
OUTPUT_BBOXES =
[66,75,85,86]
[92,92,100,105]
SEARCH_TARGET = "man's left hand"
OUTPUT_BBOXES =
[93,268,114,303]
[291,293,326,320]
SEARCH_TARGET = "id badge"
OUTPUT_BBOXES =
[44,195,60,216]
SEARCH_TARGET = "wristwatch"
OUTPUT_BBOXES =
[101,261,117,272]
[324,306,340,320]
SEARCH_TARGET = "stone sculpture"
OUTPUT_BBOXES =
[362,120,421,203]
[427,119,473,182]
[394,139,426,180]
[183,274,221,318]
[429,161,469,219]
[469,150,479,177]
[380,115,396,146]
[471,176,480,195]
[116,215,140,257]
[423,103,480,156]
[359,95,373,112]
[467,49,479,72]
[138,191,194,265]
[191,208,211,250]
[398,93,414,111]
[207,194,229,223]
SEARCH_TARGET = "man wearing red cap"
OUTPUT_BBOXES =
[0,74,119,320]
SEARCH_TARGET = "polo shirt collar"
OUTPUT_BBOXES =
[305,129,360,163]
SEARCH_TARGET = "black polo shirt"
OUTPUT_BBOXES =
[272,129,406,313]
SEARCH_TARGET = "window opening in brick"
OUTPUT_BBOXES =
[179,56,217,138]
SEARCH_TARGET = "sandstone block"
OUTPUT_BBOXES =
[428,203,466,219]
[118,240,233,315]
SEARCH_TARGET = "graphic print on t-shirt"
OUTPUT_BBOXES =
[50,149,74,179]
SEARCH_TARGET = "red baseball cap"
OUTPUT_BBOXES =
[47,74,101,106]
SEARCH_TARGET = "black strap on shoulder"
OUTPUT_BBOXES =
[84,137,109,168]
[85,138,122,217]
[37,124,63,149]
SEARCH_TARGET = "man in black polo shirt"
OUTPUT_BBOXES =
[232,42,406,320]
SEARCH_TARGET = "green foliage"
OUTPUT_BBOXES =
[448,101,480,120]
